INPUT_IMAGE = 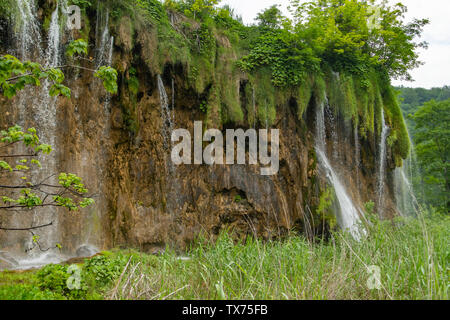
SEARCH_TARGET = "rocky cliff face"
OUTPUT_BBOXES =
[0,1,403,259]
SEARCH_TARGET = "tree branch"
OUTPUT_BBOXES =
[6,65,98,83]
[0,221,53,231]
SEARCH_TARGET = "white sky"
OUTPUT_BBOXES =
[221,0,450,89]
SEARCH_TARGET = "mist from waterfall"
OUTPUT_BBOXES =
[315,100,366,240]
[394,135,421,217]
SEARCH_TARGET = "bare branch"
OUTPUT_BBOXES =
[0,221,53,231]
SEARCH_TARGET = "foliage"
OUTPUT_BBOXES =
[0,55,70,98]
[83,254,128,287]
[66,39,88,58]
[238,28,320,87]
[411,99,450,212]
[94,66,118,94]
[0,125,94,213]
[35,264,75,297]
[3,211,447,300]
[290,0,428,80]
[317,187,336,229]
[0,38,117,99]
[68,0,92,9]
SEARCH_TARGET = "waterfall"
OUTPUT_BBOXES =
[171,77,176,125]
[95,9,111,69]
[30,0,67,261]
[316,100,366,240]
[103,36,114,112]
[14,0,42,60]
[377,108,390,214]
[325,105,339,162]
[7,0,70,267]
[354,126,361,191]
[394,136,421,217]
[157,75,174,150]
[394,167,420,217]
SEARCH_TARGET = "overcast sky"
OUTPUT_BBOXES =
[221,0,450,89]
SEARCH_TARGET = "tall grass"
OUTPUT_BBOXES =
[108,213,449,300]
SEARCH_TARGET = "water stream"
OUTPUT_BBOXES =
[316,100,366,240]
[377,108,390,215]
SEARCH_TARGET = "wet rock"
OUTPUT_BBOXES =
[75,245,98,258]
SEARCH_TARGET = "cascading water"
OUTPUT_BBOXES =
[394,135,421,217]
[354,126,361,191]
[171,77,176,125]
[5,0,72,268]
[394,167,420,216]
[103,36,114,112]
[315,99,366,240]
[26,0,68,266]
[157,75,174,150]
[14,0,42,60]
[95,9,111,69]
[325,105,339,162]
[377,108,390,215]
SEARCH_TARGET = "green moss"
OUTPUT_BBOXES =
[381,85,411,161]
[293,76,313,119]
[316,187,337,229]
[99,0,411,167]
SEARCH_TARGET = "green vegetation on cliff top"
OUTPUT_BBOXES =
[57,0,428,162]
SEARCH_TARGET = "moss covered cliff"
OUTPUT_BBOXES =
[0,0,417,254]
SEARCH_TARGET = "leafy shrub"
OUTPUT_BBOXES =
[83,255,128,287]
[0,284,65,300]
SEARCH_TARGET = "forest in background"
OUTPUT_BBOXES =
[396,86,449,213]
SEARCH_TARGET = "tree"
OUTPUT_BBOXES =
[255,5,284,30]
[0,39,118,251]
[290,0,428,79]
[179,0,221,20]
[412,99,450,212]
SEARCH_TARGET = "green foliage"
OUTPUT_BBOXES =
[411,99,450,212]
[317,187,337,229]
[0,55,69,99]
[291,0,428,80]
[68,0,92,9]
[66,39,88,58]
[83,255,128,287]
[0,125,94,213]
[381,84,411,162]
[35,264,73,296]
[0,284,65,300]
[137,0,169,21]
[94,66,118,94]
[178,0,221,20]
[238,27,320,87]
